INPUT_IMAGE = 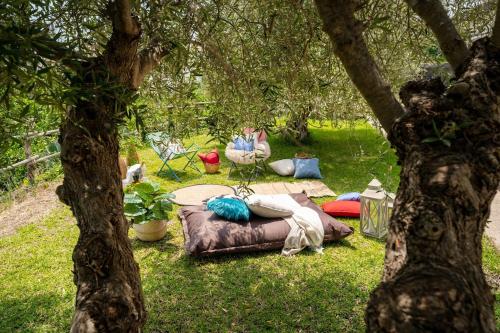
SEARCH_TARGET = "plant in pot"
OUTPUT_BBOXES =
[124,181,174,241]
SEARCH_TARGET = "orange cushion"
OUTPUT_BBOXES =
[322,200,360,218]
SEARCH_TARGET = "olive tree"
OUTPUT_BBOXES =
[315,0,500,331]
[1,0,190,330]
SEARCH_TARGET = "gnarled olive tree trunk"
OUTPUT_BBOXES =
[55,1,171,330]
[365,38,499,333]
[57,97,145,332]
[57,55,146,333]
[285,105,312,143]
[315,0,499,330]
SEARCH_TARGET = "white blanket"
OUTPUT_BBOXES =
[282,206,324,256]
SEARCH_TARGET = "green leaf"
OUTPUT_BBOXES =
[441,139,451,147]
[132,214,148,224]
[134,182,155,195]
[136,192,154,206]
[154,193,175,201]
[124,193,142,204]
[422,137,440,144]
[431,120,440,136]
[133,182,156,204]
[160,200,173,212]
[151,201,170,220]
[150,181,160,192]
[124,203,147,217]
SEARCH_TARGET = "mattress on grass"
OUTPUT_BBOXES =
[179,193,354,256]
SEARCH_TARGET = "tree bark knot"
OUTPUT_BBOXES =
[70,231,145,332]
[60,135,95,165]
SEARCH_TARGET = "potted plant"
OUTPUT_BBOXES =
[124,181,174,241]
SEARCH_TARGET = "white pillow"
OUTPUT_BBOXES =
[245,194,301,218]
[269,159,295,176]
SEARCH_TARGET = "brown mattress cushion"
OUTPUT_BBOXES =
[178,193,354,256]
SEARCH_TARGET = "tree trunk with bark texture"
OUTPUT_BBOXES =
[366,39,500,332]
[404,0,469,72]
[492,0,500,47]
[285,107,311,143]
[55,2,155,330]
[57,52,146,332]
[57,96,146,332]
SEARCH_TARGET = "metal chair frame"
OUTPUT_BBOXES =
[146,132,201,182]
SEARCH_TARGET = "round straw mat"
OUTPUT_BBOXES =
[171,184,236,206]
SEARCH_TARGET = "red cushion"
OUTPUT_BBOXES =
[322,200,360,218]
[198,149,219,164]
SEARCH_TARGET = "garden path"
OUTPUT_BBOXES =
[0,182,62,237]
[486,191,500,251]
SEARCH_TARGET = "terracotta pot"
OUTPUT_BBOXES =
[132,220,168,241]
[119,157,128,179]
[204,162,220,174]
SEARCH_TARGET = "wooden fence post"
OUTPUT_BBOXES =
[23,136,36,185]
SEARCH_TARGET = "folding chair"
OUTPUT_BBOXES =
[146,132,201,181]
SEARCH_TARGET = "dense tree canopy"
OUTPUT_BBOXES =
[1,0,496,160]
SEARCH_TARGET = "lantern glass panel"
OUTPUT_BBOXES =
[361,198,382,237]
[361,195,391,239]
[360,199,372,235]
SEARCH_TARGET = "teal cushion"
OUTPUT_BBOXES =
[207,198,250,221]
[293,158,322,179]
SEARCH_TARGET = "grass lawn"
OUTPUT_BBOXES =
[0,123,498,332]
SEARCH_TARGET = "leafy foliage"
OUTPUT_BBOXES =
[0,0,187,190]
[124,181,174,224]
[133,0,495,145]
[1,0,494,191]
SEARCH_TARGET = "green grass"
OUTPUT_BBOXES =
[0,123,498,332]
[142,121,400,195]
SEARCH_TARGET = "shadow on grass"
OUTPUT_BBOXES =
[130,216,369,332]
[153,169,205,184]
[140,240,370,332]
[131,231,179,253]
[0,294,73,332]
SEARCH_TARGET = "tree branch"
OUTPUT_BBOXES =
[112,0,140,36]
[194,40,239,83]
[131,41,177,89]
[404,0,469,73]
[314,0,405,133]
[492,0,500,47]
[103,0,142,85]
